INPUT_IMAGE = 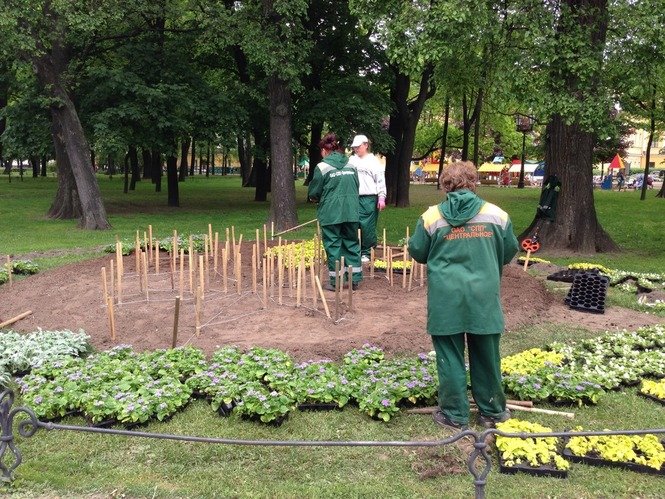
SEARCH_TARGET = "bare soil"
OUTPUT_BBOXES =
[0,247,661,361]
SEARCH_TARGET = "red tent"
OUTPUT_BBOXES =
[608,154,624,169]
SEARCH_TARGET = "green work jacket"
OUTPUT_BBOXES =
[408,190,519,336]
[307,152,360,226]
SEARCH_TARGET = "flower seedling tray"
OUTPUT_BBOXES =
[298,402,340,411]
[498,456,568,479]
[638,392,665,406]
[547,269,583,283]
[561,447,665,476]
[565,272,609,314]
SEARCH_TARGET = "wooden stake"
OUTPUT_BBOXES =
[108,297,116,341]
[204,235,210,285]
[0,310,33,329]
[222,248,228,293]
[208,223,213,256]
[347,265,353,311]
[310,262,317,308]
[408,258,415,292]
[188,236,194,292]
[383,228,387,260]
[523,250,532,271]
[262,257,268,309]
[214,232,219,275]
[263,224,268,255]
[236,254,242,295]
[255,228,260,259]
[148,225,153,263]
[142,251,149,301]
[116,245,123,303]
[296,262,302,307]
[237,234,243,257]
[370,247,375,279]
[420,260,425,287]
[171,296,180,348]
[278,252,283,305]
[340,256,345,290]
[168,250,174,290]
[300,249,306,300]
[252,244,257,294]
[137,250,144,293]
[155,240,160,274]
[314,276,331,319]
[172,230,178,277]
[402,244,408,289]
[198,255,205,298]
[269,252,275,298]
[195,286,201,336]
[334,260,341,321]
[144,231,148,263]
[179,249,185,297]
[505,403,575,419]
[231,225,236,255]
[271,221,274,239]
[110,259,115,304]
[135,231,141,274]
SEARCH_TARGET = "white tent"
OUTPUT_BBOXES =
[508,163,539,174]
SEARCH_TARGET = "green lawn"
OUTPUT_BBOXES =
[1,174,664,272]
[2,174,665,498]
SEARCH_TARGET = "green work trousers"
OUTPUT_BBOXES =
[358,195,379,257]
[321,222,363,286]
[431,333,506,425]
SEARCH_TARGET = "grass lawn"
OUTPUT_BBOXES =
[2,174,665,497]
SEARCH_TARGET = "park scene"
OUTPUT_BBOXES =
[1,1,665,498]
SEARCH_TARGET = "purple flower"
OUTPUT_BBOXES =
[34,396,43,404]
[381,399,390,407]
[533,383,541,390]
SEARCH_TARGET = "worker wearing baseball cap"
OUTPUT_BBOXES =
[347,134,386,263]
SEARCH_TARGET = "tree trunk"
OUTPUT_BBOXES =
[472,91,483,167]
[40,156,47,177]
[167,152,179,207]
[30,156,39,177]
[142,149,152,179]
[437,96,450,188]
[391,66,435,207]
[267,75,297,230]
[48,119,81,220]
[123,153,129,194]
[238,133,253,184]
[129,145,140,190]
[151,149,162,192]
[206,142,211,177]
[640,100,655,201]
[179,138,189,181]
[519,114,617,252]
[189,138,196,176]
[520,0,615,252]
[34,42,109,229]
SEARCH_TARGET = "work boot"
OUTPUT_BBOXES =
[477,409,512,429]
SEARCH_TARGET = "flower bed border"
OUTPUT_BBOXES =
[498,456,568,479]
[561,439,665,476]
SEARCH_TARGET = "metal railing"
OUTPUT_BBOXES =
[1,390,663,498]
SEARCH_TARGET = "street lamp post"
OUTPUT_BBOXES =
[515,114,535,189]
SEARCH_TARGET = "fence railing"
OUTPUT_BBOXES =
[1,390,663,498]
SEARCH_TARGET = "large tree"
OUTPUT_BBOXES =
[2,0,111,229]
[514,0,617,252]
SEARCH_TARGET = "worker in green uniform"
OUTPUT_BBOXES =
[408,161,519,430]
[307,133,363,290]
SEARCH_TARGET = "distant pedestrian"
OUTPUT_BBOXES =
[616,170,625,191]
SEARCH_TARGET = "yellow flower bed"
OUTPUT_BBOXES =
[265,238,324,268]
[501,348,564,375]
[496,419,570,471]
[373,259,412,271]
[566,428,665,470]
[640,379,665,400]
